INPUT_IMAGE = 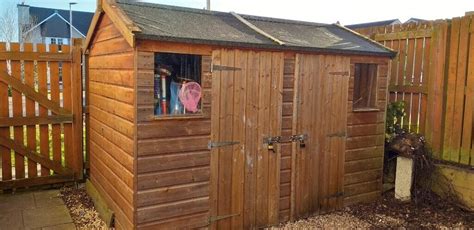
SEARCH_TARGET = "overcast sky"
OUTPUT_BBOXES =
[2,0,473,25]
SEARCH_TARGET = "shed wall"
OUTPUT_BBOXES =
[88,14,136,229]
[134,42,212,229]
[344,57,389,206]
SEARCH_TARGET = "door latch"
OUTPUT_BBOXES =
[264,134,307,152]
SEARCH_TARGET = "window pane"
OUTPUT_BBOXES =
[154,53,202,116]
[353,63,377,109]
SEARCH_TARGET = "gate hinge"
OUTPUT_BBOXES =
[208,141,240,149]
[208,213,240,224]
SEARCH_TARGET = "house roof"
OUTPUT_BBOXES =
[112,0,395,57]
[346,19,401,30]
[28,6,94,37]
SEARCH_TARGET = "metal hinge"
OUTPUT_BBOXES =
[327,132,346,138]
[208,141,240,149]
[211,64,242,72]
[208,213,240,224]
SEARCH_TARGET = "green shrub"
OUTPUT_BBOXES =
[386,101,406,142]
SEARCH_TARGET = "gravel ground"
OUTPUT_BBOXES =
[59,185,107,229]
[274,191,474,229]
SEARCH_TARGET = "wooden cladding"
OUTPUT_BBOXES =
[0,41,83,190]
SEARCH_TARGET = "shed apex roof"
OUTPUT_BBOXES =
[101,0,395,57]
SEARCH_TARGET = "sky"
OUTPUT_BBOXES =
[1,0,472,25]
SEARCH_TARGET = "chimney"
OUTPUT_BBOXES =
[206,0,210,10]
[17,3,30,42]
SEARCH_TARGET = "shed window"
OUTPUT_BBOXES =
[154,52,202,116]
[353,63,377,110]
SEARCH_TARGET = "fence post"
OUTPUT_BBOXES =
[425,21,448,158]
[71,38,84,179]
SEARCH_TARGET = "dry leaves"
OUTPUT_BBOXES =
[59,185,108,229]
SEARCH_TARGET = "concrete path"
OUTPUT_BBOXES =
[0,189,75,230]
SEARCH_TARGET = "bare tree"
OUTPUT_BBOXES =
[0,3,17,42]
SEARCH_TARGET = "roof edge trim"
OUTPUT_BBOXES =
[101,0,141,47]
[230,11,285,46]
[334,23,397,58]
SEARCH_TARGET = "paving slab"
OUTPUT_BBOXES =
[0,210,24,230]
[33,190,64,208]
[0,192,36,212]
[22,205,72,229]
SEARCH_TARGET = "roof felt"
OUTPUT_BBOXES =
[28,6,93,37]
[116,0,394,57]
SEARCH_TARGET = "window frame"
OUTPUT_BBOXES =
[153,52,205,119]
[352,63,379,112]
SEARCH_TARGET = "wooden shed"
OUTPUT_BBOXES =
[84,0,395,229]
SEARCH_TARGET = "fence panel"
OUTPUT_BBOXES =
[355,17,473,165]
[0,39,83,189]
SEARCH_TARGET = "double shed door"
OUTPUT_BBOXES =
[209,50,349,229]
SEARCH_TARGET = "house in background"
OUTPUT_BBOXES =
[346,19,401,30]
[347,18,429,30]
[17,4,93,45]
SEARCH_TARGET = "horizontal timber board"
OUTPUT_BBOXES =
[345,146,384,162]
[344,169,382,186]
[90,168,134,228]
[0,51,71,61]
[374,29,432,41]
[90,153,134,205]
[89,81,134,105]
[344,180,381,197]
[88,52,134,69]
[89,116,134,154]
[137,119,211,139]
[89,93,134,122]
[90,140,134,188]
[138,166,210,190]
[89,128,134,171]
[347,112,385,125]
[137,151,210,174]
[89,106,134,139]
[137,211,209,229]
[137,135,209,156]
[89,69,134,88]
[137,197,209,223]
[345,157,383,174]
[344,191,380,207]
[346,135,385,150]
[0,115,72,127]
[137,181,209,207]
[347,123,385,137]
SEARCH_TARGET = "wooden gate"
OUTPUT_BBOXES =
[0,40,83,190]
[293,54,349,217]
[209,49,284,229]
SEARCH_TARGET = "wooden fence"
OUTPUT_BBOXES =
[0,39,83,189]
[355,15,474,166]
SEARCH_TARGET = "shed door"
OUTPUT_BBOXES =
[293,54,349,217]
[209,49,283,229]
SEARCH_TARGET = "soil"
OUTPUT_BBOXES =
[59,185,107,229]
[275,191,474,229]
